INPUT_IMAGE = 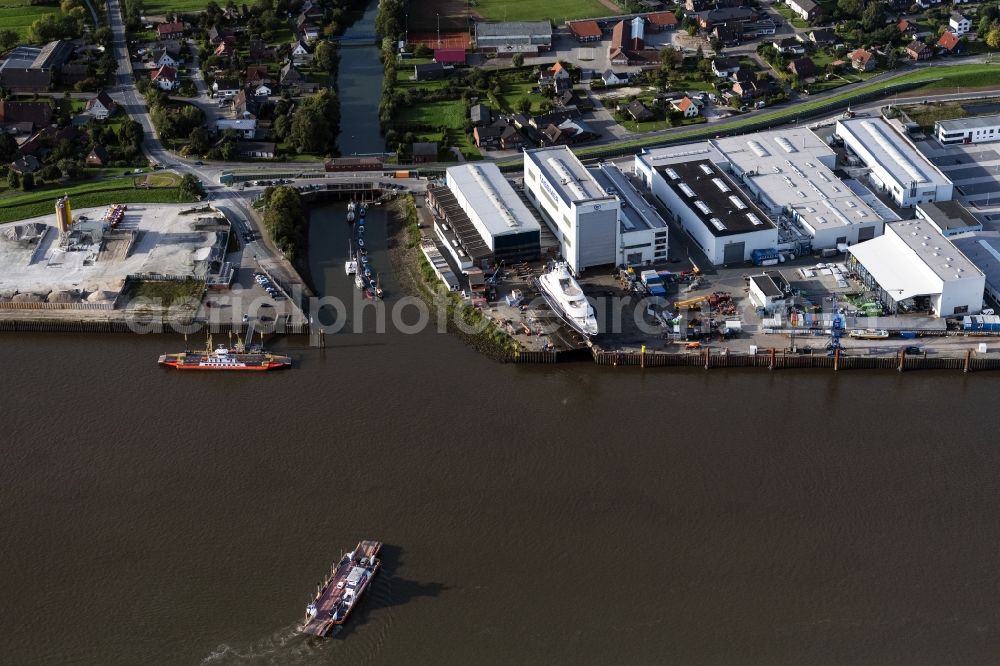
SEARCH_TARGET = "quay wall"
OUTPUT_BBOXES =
[2,319,999,371]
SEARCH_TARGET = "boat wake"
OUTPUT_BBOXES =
[199,624,320,665]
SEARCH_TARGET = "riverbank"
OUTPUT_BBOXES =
[386,194,521,361]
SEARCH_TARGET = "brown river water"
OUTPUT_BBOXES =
[1,204,999,664]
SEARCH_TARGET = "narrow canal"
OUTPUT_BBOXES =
[336,0,386,156]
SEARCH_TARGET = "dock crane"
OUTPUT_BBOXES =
[826,293,845,355]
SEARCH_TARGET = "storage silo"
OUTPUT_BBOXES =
[55,196,72,233]
[630,16,645,50]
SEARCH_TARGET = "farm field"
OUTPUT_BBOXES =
[0,0,60,41]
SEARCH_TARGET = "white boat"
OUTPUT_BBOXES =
[345,241,357,275]
[354,273,364,290]
[535,261,598,337]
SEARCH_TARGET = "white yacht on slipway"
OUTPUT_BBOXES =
[536,261,599,337]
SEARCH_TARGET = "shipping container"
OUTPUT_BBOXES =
[751,248,779,266]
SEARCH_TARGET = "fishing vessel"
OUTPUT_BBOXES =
[158,333,291,371]
[300,540,382,636]
[534,261,599,337]
[849,329,890,340]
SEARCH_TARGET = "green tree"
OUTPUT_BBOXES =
[315,40,337,72]
[119,119,144,148]
[512,53,524,67]
[188,126,211,154]
[0,132,16,162]
[516,96,532,115]
[21,172,34,191]
[289,104,330,153]
[7,169,19,189]
[179,173,204,199]
[988,26,1000,49]
[263,185,306,258]
[0,29,18,53]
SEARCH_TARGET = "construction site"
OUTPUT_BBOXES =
[0,198,233,316]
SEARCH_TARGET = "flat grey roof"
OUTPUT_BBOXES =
[917,200,982,231]
[951,231,1000,289]
[935,114,1000,133]
[475,21,552,37]
[445,163,540,238]
[589,163,667,234]
[751,273,783,298]
[524,145,609,205]
[657,159,775,237]
[888,219,981,282]
[837,118,951,191]
[713,128,884,232]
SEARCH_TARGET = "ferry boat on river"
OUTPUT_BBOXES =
[300,540,382,636]
[158,334,291,371]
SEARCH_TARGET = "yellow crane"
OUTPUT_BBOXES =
[674,295,707,310]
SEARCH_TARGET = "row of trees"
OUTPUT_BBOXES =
[262,185,307,260]
[271,88,340,154]
[28,0,87,44]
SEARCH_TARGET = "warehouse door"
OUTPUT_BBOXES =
[723,242,745,265]
[857,226,876,242]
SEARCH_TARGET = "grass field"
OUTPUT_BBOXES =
[397,99,468,128]
[0,173,197,224]
[471,0,613,22]
[772,3,809,29]
[127,277,205,306]
[903,101,968,130]
[0,0,60,41]
[141,0,212,14]
[394,98,481,159]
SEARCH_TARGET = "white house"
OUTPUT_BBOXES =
[150,65,177,91]
[671,96,699,118]
[151,48,177,69]
[291,40,312,64]
[212,79,240,98]
[711,57,740,78]
[601,69,628,86]
[253,84,272,97]
[85,90,117,119]
[949,12,971,36]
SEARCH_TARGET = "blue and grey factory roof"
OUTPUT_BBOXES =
[589,163,667,234]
